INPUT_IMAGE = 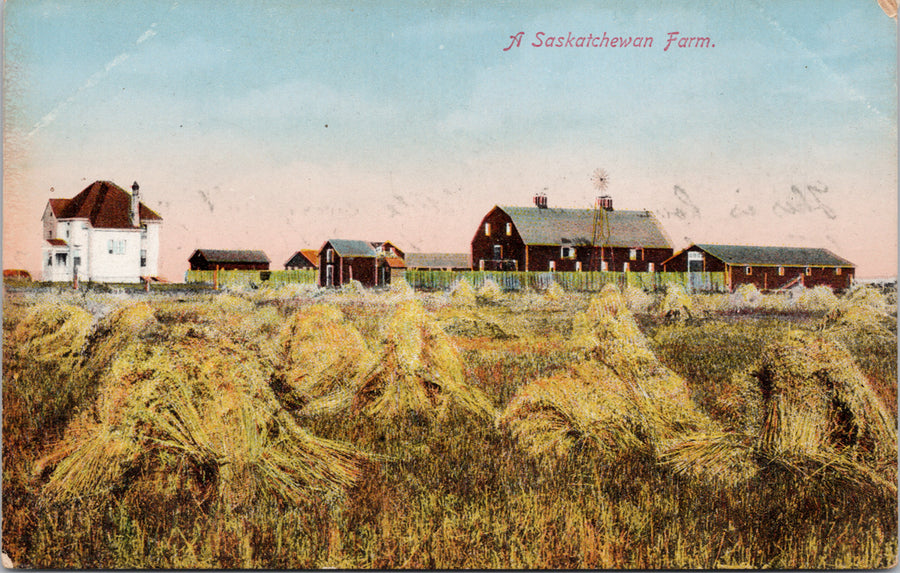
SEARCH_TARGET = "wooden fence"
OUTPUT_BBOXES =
[185,268,727,293]
[403,270,726,293]
[185,269,316,288]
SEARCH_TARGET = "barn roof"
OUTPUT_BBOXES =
[382,256,406,268]
[190,249,270,264]
[497,206,672,249]
[693,244,855,267]
[324,239,377,258]
[50,181,162,229]
[285,249,319,267]
[405,252,471,269]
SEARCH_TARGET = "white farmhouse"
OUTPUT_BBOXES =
[41,181,163,283]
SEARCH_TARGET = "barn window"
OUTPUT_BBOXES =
[505,222,512,236]
[493,245,503,260]
[745,266,752,275]
[629,249,640,261]
[835,267,842,275]
[484,223,491,236]
[648,262,655,273]
[549,261,556,271]
[805,267,812,276]
[560,246,575,259]
[326,249,334,263]
[623,262,630,272]
[600,260,608,271]
[778,266,784,276]
[575,261,582,272]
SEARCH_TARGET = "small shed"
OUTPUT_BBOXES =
[189,249,271,271]
[661,243,855,291]
[284,249,319,270]
[318,239,378,288]
[405,253,471,271]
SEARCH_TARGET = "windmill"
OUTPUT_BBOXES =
[590,168,612,272]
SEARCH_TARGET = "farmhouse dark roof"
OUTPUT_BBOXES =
[190,249,270,264]
[498,205,672,249]
[324,239,377,258]
[51,181,162,229]
[693,244,855,267]
[405,252,471,269]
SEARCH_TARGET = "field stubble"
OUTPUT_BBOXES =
[2,284,896,568]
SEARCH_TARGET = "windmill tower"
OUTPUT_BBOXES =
[590,168,612,272]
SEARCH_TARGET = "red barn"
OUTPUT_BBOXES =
[471,196,673,273]
[661,244,855,291]
[188,249,270,271]
[318,239,378,288]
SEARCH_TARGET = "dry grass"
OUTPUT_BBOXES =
[354,301,495,421]
[3,287,896,569]
[504,286,717,465]
[449,280,476,307]
[274,304,377,414]
[38,302,365,510]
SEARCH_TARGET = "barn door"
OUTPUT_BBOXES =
[326,264,334,287]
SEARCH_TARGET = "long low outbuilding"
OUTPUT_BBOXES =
[661,243,855,291]
[188,249,271,271]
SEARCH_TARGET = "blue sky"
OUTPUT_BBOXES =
[4,0,897,279]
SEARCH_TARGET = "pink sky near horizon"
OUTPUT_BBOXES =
[3,1,897,281]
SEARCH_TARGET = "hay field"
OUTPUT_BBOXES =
[2,283,896,568]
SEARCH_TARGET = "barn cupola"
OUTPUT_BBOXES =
[533,193,548,209]
[131,181,141,227]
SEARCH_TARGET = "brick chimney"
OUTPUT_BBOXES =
[131,181,141,227]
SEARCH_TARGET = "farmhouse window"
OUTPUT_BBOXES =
[108,239,114,254]
[55,253,67,265]
[505,222,512,236]
[835,268,842,275]
[561,246,575,259]
[778,266,784,276]
[745,266,752,275]
[141,250,147,267]
[484,223,491,236]
[82,223,88,231]
[47,255,52,267]
[73,252,81,267]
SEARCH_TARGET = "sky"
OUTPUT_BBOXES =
[3,0,897,280]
